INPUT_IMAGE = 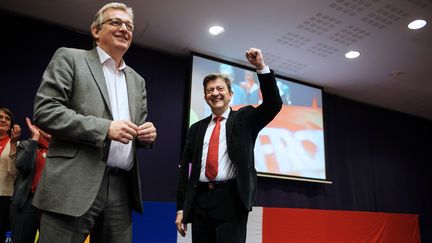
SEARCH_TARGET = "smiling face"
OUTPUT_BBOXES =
[91,8,133,61]
[0,110,12,137]
[204,77,233,116]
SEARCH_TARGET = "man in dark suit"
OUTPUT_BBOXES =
[176,48,282,243]
[32,2,157,242]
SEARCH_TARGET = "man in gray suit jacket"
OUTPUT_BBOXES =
[32,3,157,242]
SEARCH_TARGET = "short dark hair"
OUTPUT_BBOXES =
[202,73,232,93]
[0,107,14,137]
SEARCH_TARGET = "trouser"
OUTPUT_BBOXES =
[10,194,39,243]
[38,169,132,243]
[191,180,249,243]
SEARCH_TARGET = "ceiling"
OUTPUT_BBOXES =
[2,0,432,120]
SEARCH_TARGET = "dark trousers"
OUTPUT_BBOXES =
[10,194,39,243]
[38,170,132,243]
[0,196,12,243]
[191,181,249,243]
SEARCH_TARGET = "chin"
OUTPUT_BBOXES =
[210,104,224,110]
[117,43,129,49]
[114,40,130,47]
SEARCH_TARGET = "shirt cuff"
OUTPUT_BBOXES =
[257,65,270,74]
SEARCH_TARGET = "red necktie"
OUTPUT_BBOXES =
[206,116,223,181]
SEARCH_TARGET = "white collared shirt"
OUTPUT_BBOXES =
[96,46,133,170]
[200,108,236,182]
[198,66,270,182]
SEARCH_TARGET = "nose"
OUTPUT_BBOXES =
[211,90,220,96]
[119,22,127,30]
[118,22,132,32]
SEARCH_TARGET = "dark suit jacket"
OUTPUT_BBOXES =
[33,47,148,217]
[11,139,38,208]
[176,71,282,222]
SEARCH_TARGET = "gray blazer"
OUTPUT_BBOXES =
[33,47,148,217]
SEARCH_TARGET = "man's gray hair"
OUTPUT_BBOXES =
[90,2,134,29]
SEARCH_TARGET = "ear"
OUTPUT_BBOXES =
[229,90,234,99]
[90,26,100,40]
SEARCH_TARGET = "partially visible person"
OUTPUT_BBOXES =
[277,80,291,105]
[10,117,51,243]
[32,2,156,242]
[242,70,260,104]
[0,107,21,243]
[176,48,282,243]
[219,64,247,105]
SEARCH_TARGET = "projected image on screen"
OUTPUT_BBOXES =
[190,55,326,180]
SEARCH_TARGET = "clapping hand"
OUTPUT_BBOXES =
[10,123,21,143]
[25,117,40,141]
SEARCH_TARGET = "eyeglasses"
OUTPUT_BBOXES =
[101,18,134,32]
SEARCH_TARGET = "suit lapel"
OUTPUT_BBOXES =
[85,49,113,117]
[124,68,137,123]
[195,116,212,171]
[225,109,236,148]
[197,116,211,149]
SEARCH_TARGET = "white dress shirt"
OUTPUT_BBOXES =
[200,108,236,182]
[199,65,270,182]
[97,47,133,170]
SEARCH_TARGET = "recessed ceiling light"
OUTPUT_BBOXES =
[408,19,427,30]
[209,26,224,35]
[345,50,360,59]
